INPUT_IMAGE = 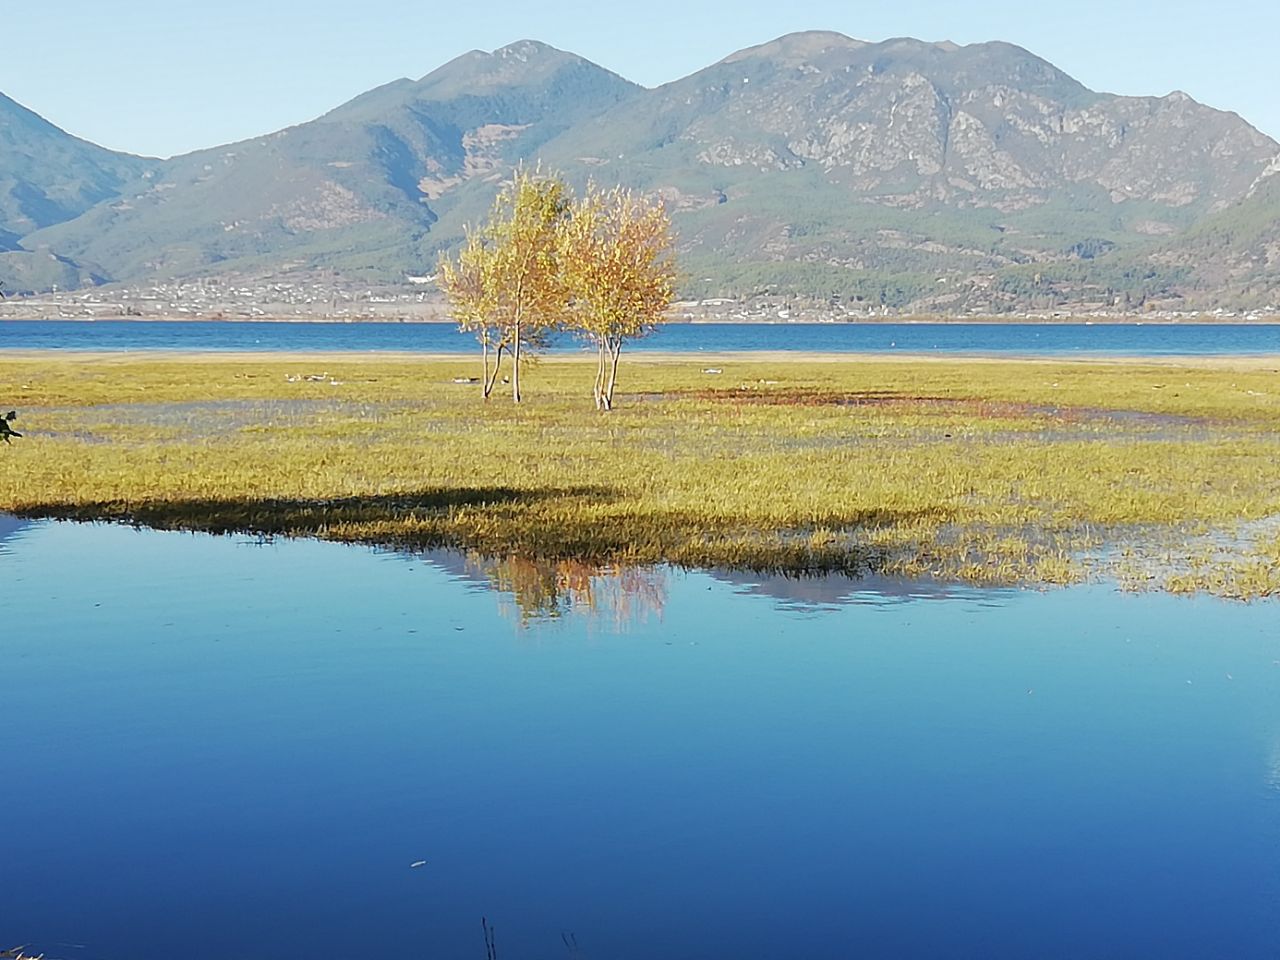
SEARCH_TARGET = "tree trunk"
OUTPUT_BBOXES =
[481,339,491,399]
[511,280,524,404]
[603,339,623,411]
[512,321,522,403]
[594,341,607,410]
[483,344,505,398]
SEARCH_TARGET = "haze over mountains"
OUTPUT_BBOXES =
[3,32,1278,312]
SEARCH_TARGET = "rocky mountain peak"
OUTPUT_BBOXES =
[721,31,868,65]
[494,39,561,61]
[414,39,619,96]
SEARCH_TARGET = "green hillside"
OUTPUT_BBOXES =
[1146,165,1280,308]
[0,93,153,293]
[3,33,1279,311]
[26,41,641,285]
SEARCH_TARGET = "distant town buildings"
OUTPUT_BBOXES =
[0,275,1276,324]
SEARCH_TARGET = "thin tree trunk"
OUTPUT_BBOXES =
[481,339,490,399]
[603,339,623,411]
[483,344,505,398]
[512,320,522,403]
[512,280,524,404]
[594,341,607,410]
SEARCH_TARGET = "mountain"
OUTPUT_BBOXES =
[0,93,151,232]
[1145,159,1280,307]
[532,32,1278,309]
[5,34,1280,311]
[0,93,153,292]
[24,42,641,285]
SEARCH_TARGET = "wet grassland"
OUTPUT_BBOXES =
[3,352,1279,597]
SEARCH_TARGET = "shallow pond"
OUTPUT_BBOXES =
[3,518,1279,959]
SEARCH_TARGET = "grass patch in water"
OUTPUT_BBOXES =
[3,354,1279,597]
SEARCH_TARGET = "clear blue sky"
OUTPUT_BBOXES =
[4,0,1277,158]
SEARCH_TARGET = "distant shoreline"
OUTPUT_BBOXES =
[7,349,1279,370]
[3,314,1280,326]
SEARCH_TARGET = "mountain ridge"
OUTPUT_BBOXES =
[0,92,156,291]
[2,33,1278,311]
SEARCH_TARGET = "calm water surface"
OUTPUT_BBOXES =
[3,518,1279,959]
[5,319,1280,356]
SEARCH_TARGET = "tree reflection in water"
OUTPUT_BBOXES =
[467,554,668,629]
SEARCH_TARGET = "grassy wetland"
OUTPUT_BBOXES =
[3,351,1280,598]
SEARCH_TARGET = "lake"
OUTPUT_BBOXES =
[3,517,1279,959]
[5,319,1280,356]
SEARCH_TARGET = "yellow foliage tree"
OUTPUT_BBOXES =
[560,185,678,410]
[437,227,506,397]
[438,168,570,402]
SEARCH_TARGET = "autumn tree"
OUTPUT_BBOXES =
[438,168,570,403]
[560,185,678,410]
[437,227,507,397]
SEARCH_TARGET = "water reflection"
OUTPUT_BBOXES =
[3,516,999,629]
[401,549,1015,628]
[0,512,32,551]
[710,568,1015,611]
[418,550,669,628]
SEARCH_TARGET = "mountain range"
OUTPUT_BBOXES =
[3,32,1279,312]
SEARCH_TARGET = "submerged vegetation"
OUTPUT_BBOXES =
[2,353,1279,597]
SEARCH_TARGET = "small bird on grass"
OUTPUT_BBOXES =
[0,411,20,444]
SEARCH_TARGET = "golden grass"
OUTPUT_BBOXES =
[3,353,1279,597]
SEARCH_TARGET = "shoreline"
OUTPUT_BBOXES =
[5,314,1280,326]
[6,349,1280,370]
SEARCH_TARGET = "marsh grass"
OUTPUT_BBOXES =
[3,354,1279,596]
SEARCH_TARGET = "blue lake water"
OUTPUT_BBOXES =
[3,517,1279,959]
[5,319,1280,356]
